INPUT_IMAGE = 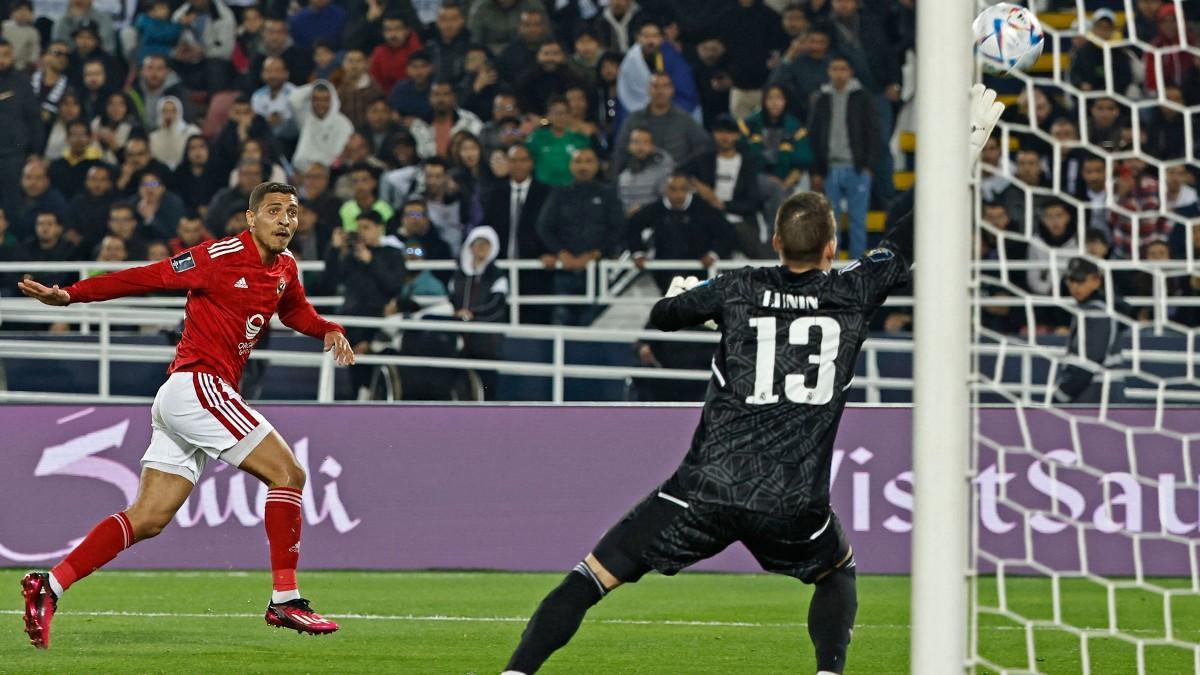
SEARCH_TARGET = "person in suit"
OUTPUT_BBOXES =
[482,144,553,323]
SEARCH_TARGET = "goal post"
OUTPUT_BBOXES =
[910,0,974,672]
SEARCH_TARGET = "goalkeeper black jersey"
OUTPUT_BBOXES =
[650,230,912,516]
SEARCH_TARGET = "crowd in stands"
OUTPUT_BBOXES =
[0,0,1198,397]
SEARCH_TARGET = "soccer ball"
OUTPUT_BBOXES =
[974,3,1045,75]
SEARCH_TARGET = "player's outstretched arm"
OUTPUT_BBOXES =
[17,279,71,305]
[649,275,722,332]
[31,252,211,305]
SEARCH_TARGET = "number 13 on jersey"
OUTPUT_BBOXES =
[747,316,841,406]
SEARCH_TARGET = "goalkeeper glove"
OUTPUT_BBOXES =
[969,83,1005,172]
[663,276,718,330]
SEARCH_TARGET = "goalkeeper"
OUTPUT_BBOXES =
[501,85,1005,675]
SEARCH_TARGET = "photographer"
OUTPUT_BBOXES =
[319,209,407,398]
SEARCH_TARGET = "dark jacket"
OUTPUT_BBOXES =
[63,191,117,259]
[170,161,226,212]
[23,237,77,288]
[49,157,108,199]
[627,195,732,260]
[718,0,789,90]
[319,241,407,318]
[685,150,763,223]
[0,234,29,296]
[1054,290,1124,404]
[807,80,880,176]
[536,180,626,256]
[205,186,252,235]
[0,67,43,156]
[482,178,551,259]
[449,226,507,323]
[428,29,473,82]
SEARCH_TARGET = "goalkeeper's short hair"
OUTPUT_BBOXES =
[775,191,836,265]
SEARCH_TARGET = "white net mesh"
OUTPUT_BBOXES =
[969,1,1200,672]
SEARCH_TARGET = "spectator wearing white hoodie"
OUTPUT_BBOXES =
[449,225,507,398]
[289,80,355,173]
[149,96,201,169]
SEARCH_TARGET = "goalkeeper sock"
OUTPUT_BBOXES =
[50,511,134,595]
[264,487,303,603]
[505,565,607,673]
[808,564,858,674]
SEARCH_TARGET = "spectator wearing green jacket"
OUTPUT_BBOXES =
[525,95,590,187]
[739,84,812,222]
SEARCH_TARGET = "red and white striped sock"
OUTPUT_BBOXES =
[50,512,134,597]
[265,487,303,604]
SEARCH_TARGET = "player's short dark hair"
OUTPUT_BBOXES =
[775,191,836,265]
[249,181,299,212]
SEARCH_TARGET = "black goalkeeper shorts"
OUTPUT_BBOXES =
[591,489,853,585]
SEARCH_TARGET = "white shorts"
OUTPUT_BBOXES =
[142,372,275,484]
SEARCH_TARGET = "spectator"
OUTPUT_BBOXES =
[1027,199,1079,298]
[687,114,765,257]
[1134,0,1164,44]
[387,49,435,121]
[482,144,552,318]
[496,9,550,83]
[129,54,192,132]
[78,59,112,123]
[289,203,321,263]
[409,79,483,159]
[0,208,28,296]
[171,0,237,92]
[3,1,40,72]
[235,5,265,61]
[564,84,605,155]
[298,162,341,242]
[526,95,589,187]
[1129,238,1183,322]
[718,0,788,119]
[211,93,270,177]
[335,132,389,190]
[134,0,185,63]
[91,92,138,161]
[1075,154,1108,236]
[808,55,879,259]
[1054,257,1124,404]
[247,17,313,88]
[43,90,85,161]
[429,2,471,82]
[169,212,211,255]
[251,56,296,141]
[205,158,261,235]
[457,44,501,121]
[468,0,546,55]
[1001,148,1053,230]
[290,81,355,172]
[361,97,404,158]
[568,26,601,85]
[66,22,123,89]
[448,225,507,397]
[980,200,1029,291]
[536,146,624,325]
[478,90,522,152]
[33,42,71,129]
[394,197,452,261]
[289,0,346,50]
[53,0,117,54]
[628,171,730,291]
[517,40,584,116]
[170,135,223,214]
[103,199,148,257]
[23,211,76,289]
[92,234,126,264]
[593,51,620,144]
[1165,164,1200,239]
[1145,3,1197,97]
[449,131,486,227]
[1146,86,1188,161]
[339,162,394,230]
[420,157,466,254]
[617,126,674,215]
[63,163,116,256]
[617,19,700,122]
[149,96,201,169]
[14,158,66,241]
[370,14,423,94]
[115,135,171,198]
[380,132,422,209]
[395,241,448,310]
[1087,97,1123,153]
[1108,161,1172,259]
[686,35,732,130]
[1069,9,1132,95]
[741,83,813,215]
[320,209,406,395]
[592,0,641,53]
[130,167,185,240]
[49,119,106,198]
[336,48,385,130]
[0,39,41,221]
[768,22,832,122]
[612,73,711,173]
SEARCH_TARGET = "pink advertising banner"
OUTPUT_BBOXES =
[0,405,1195,575]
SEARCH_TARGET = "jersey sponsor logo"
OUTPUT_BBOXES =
[170,251,196,273]
[234,277,248,289]
[244,313,266,341]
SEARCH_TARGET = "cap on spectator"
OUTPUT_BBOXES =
[712,114,740,133]
[1066,257,1101,282]
[1092,8,1117,26]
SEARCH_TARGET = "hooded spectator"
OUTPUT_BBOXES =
[149,96,202,169]
[290,81,355,172]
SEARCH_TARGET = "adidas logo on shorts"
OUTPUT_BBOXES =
[234,277,248,289]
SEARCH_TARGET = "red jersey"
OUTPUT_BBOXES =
[62,230,344,389]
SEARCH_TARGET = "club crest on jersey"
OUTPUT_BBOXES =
[170,251,195,273]
[277,279,286,295]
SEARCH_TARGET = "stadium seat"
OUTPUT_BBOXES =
[1037,11,1127,31]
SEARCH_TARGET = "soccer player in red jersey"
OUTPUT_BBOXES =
[16,182,355,648]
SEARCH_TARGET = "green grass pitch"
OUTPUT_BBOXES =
[2,570,1198,673]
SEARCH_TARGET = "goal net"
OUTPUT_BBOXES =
[969,1,1200,672]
